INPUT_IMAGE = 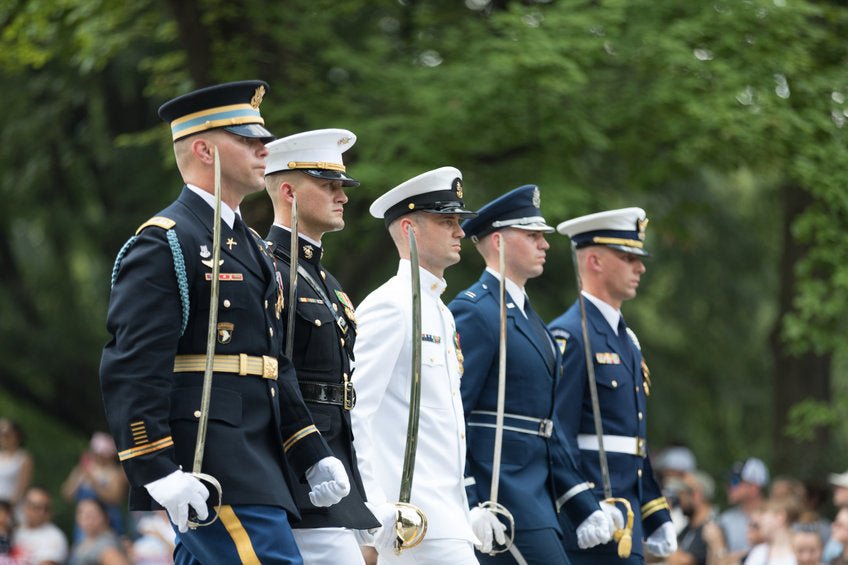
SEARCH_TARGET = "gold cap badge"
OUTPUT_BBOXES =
[250,85,266,109]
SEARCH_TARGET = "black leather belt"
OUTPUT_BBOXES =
[299,381,356,410]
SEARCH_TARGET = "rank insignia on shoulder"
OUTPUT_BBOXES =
[595,352,621,365]
[422,333,442,344]
[556,337,567,354]
[464,290,476,298]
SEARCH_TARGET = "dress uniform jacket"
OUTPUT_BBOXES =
[100,187,331,516]
[548,296,671,560]
[449,271,566,533]
[266,225,378,530]
[351,259,476,544]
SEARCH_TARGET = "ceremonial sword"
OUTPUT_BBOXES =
[187,147,224,528]
[392,227,428,553]
[285,195,298,359]
[570,242,633,557]
[479,233,518,558]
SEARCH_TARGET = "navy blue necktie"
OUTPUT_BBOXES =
[524,298,555,368]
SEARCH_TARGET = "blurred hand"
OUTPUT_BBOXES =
[144,470,208,533]
[305,456,350,507]
[645,522,677,557]
[469,506,507,553]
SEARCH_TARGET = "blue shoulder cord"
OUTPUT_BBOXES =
[110,230,190,336]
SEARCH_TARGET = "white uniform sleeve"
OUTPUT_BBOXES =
[351,288,408,506]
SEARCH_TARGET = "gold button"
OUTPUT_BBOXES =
[223,299,231,308]
[460,432,465,439]
[638,412,643,420]
[269,327,274,337]
[340,338,345,347]
[611,380,618,388]
[333,303,338,311]
[315,319,322,327]
[271,388,276,397]
[193,410,201,418]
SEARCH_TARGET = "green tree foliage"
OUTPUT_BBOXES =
[1,0,846,498]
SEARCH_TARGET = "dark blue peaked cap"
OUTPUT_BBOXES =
[461,184,554,241]
[158,80,275,142]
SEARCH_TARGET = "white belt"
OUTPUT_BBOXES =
[577,434,646,457]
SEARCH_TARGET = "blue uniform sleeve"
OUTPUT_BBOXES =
[549,322,601,526]
[449,293,497,509]
[639,448,671,537]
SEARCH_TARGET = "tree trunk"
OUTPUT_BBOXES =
[770,183,831,478]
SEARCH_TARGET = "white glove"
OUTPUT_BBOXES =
[600,500,625,533]
[305,456,350,507]
[144,470,209,533]
[575,510,612,549]
[469,506,507,553]
[644,521,677,557]
[359,502,399,554]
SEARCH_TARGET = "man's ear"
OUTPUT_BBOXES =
[191,137,216,164]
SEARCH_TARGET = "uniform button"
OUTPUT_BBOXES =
[460,432,465,439]
[638,411,643,420]
[637,469,643,477]
[271,388,276,397]
[269,327,274,337]
[264,299,268,309]
[223,299,231,308]
[635,386,640,392]
[340,338,345,347]
[611,380,618,388]
[333,303,338,311]
[315,319,322,327]
[193,410,201,418]
[320,271,326,280]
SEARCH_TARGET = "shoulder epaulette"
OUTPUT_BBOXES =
[135,216,176,235]
[459,285,486,303]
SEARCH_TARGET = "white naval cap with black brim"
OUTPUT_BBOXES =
[557,207,650,257]
[158,80,275,143]
[264,128,360,188]
[370,166,477,228]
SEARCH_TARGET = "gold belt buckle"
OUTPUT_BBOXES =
[636,437,646,458]
[262,356,278,380]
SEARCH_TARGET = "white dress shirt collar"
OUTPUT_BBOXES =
[582,291,623,335]
[397,259,447,297]
[484,267,527,316]
[186,184,238,228]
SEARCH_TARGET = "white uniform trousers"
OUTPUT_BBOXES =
[292,527,365,565]
[377,539,478,565]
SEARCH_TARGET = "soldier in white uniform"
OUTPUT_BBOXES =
[352,167,480,564]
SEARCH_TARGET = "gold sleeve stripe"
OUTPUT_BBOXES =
[118,437,174,461]
[283,425,318,453]
[641,497,670,519]
[218,505,261,565]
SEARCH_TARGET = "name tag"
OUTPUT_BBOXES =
[595,352,621,365]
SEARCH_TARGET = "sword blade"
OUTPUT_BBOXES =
[285,195,298,359]
[571,243,612,499]
[398,227,423,503]
[490,234,507,504]
[193,146,222,474]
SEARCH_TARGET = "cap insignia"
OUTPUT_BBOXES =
[453,178,463,199]
[532,187,541,208]
[637,217,649,241]
[338,136,352,146]
[250,85,266,109]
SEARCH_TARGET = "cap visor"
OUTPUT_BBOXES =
[607,244,650,257]
[424,207,478,218]
[512,222,555,234]
[302,169,360,188]
[224,123,276,142]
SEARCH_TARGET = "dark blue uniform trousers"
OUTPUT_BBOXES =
[477,527,571,564]
[173,504,302,565]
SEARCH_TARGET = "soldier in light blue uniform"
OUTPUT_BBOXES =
[548,208,676,564]
[449,186,620,564]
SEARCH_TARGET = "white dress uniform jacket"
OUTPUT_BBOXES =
[352,259,475,544]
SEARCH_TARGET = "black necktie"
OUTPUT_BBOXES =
[617,316,633,363]
[234,215,263,273]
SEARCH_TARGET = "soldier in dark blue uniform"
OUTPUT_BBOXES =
[100,81,350,565]
[262,129,380,563]
[548,208,676,564]
[449,185,620,564]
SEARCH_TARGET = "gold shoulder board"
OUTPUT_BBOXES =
[135,216,177,235]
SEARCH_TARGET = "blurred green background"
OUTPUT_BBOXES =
[2,0,847,530]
